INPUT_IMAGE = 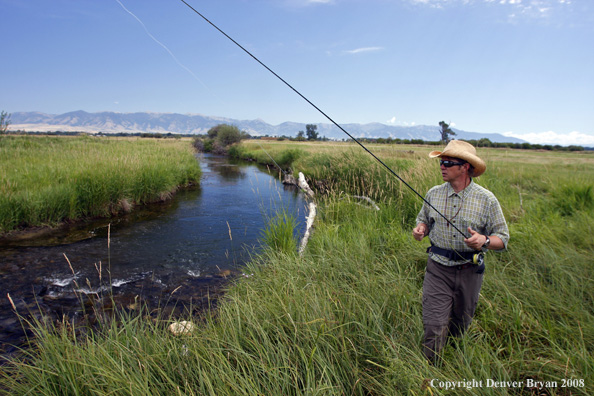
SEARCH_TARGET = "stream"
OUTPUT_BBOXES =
[0,154,307,356]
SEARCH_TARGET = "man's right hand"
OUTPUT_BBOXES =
[412,223,428,241]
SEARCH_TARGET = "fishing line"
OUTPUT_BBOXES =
[256,141,289,177]
[115,0,226,106]
[256,141,314,198]
[178,0,468,239]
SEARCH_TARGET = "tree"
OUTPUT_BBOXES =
[0,111,11,134]
[207,124,242,146]
[305,124,319,141]
[477,138,492,147]
[296,131,306,141]
[438,121,456,144]
[207,124,222,139]
[216,125,242,147]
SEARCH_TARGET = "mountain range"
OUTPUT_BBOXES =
[9,111,526,143]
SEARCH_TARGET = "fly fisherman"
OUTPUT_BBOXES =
[412,140,509,363]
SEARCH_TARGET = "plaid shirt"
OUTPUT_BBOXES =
[415,180,509,266]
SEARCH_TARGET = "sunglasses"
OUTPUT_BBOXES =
[440,160,466,167]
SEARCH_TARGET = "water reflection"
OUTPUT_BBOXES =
[209,162,246,181]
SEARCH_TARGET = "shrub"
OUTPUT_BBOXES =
[192,136,204,151]
[227,144,247,159]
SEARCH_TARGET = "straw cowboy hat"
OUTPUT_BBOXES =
[429,140,486,177]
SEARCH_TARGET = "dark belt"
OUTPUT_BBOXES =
[426,245,485,274]
[426,245,477,261]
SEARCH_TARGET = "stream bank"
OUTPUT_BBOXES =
[0,154,307,356]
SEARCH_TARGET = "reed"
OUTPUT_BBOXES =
[0,135,201,234]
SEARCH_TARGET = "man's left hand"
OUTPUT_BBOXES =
[464,227,486,250]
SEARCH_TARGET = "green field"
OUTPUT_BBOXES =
[0,135,201,234]
[2,140,593,395]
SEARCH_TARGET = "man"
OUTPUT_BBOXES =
[412,140,509,363]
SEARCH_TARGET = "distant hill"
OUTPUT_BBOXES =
[10,111,526,143]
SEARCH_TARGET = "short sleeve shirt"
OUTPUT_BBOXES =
[415,180,509,266]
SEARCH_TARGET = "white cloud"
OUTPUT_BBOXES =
[408,0,572,21]
[502,131,594,146]
[410,0,448,7]
[386,116,416,126]
[344,46,383,55]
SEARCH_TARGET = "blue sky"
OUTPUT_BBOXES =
[1,0,592,145]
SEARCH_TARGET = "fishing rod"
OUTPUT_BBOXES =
[178,0,469,240]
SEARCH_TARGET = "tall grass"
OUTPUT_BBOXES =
[1,142,593,395]
[228,143,304,171]
[1,202,430,395]
[261,210,299,254]
[0,135,201,233]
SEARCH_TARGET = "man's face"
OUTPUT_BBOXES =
[439,156,468,182]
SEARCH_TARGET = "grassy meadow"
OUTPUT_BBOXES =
[1,140,593,395]
[0,135,201,234]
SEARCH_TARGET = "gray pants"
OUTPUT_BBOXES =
[422,257,484,362]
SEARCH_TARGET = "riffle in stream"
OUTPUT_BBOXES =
[0,154,307,356]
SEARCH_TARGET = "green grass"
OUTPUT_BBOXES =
[1,141,593,395]
[261,209,299,254]
[0,135,201,234]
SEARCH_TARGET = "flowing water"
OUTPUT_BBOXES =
[0,154,307,356]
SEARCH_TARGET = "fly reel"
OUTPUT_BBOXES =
[472,252,485,266]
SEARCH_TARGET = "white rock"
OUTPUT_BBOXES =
[168,321,195,336]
